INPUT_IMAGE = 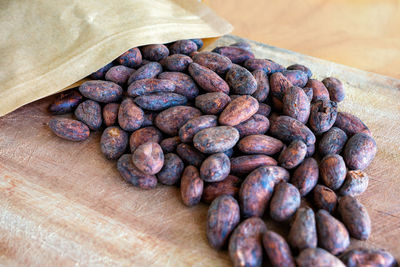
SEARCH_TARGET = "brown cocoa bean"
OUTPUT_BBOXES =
[118,98,144,131]
[320,154,347,190]
[160,54,193,72]
[228,217,267,267]
[102,103,119,127]
[263,231,296,267]
[158,72,199,100]
[278,140,307,169]
[291,158,319,196]
[251,69,269,102]
[340,248,397,267]
[219,95,259,126]
[256,103,271,117]
[288,207,317,251]
[191,39,203,49]
[212,46,255,64]
[202,175,241,204]
[193,126,239,153]
[79,80,123,103]
[302,87,314,101]
[318,127,348,156]
[188,63,230,94]
[117,154,157,189]
[200,153,230,182]
[195,92,231,115]
[322,77,345,102]
[282,86,310,124]
[238,134,283,155]
[207,195,240,249]
[129,126,162,152]
[234,114,269,137]
[282,70,308,87]
[269,72,293,100]
[117,47,142,68]
[180,165,203,206]
[160,136,180,153]
[243,58,285,74]
[226,64,258,95]
[269,181,301,222]
[169,39,198,55]
[90,62,114,80]
[305,79,330,102]
[230,155,277,175]
[287,64,312,78]
[316,209,350,255]
[100,126,128,160]
[132,142,164,175]
[338,195,371,240]
[230,41,251,51]
[157,153,185,185]
[127,78,175,97]
[239,166,289,218]
[344,132,377,170]
[192,51,232,75]
[134,92,187,111]
[74,100,102,131]
[338,170,369,196]
[140,44,169,61]
[105,65,134,85]
[334,112,371,136]
[309,100,338,135]
[176,143,205,167]
[313,184,338,213]
[154,105,202,135]
[269,115,316,145]
[179,115,218,143]
[49,118,90,141]
[48,90,83,115]
[127,62,163,84]
[296,248,345,267]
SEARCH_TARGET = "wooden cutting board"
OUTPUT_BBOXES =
[1,35,399,266]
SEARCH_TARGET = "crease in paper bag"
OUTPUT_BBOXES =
[0,0,232,117]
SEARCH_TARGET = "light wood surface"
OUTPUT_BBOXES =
[1,35,400,266]
[204,0,400,79]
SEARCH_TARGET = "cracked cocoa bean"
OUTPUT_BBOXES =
[132,142,164,175]
[338,170,369,196]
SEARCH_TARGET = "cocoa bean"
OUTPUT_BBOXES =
[219,95,259,126]
[127,62,163,84]
[154,105,202,135]
[234,114,269,137]
[202,175,241,204]
[296,248,345,267]
[344,132,377,170]
[269,115,316,145]
[243,58,285,74]
[263,231,296,267]
[160,136,181,153]
[269,181,301,222]
[90,62,114,80]
[313,184,338,213]
[207,195,240,249]
[338,170,369,196]
[322,77,345,102]
[127,78,175,97]
[118,98,144,131]
[230,155,277,175]
[291,157,319,196]
[195,92,231,115]
[320,154,347,190]
[287,64,312,78]
[180,165,203,206]
[200,153,231,182]
[105,65,134,85]
[169,39,198,55]
[129,126,162,152]
[179,115,218,143]
[100,126,128,160]
[269,72,293,100]
[190,39,203,49]
[278,140,307,169]
[158,72,199,100]
[193,126,240,153]
[79,80,123,103]
[256,103,271,117]
[305,79,330,101]
[160,54,193,72]
[288,207,317,251]
[226,64,257,95]
[340,248,397,267]
[282,86,310,124]
[318,127,348,156]
[117,154,157,189]
[237,134,283,155]
[192,51,232,75]
[48,90,82,115]
[282,70,308,87]
[74,100,102,131]
[188,62,230,94]
[117,47,142,68]
[132,142,164,175]
[134,92,187,111]
[102,103,119,127]
[308,100,338,135]
[176,143,205,167]
[140,44,169,61]
[334,112,371,136]
[212,46,255,64]
[251,69,269,102]
[49,118,90,141]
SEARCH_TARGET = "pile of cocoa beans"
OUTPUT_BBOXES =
[48,38,397,267]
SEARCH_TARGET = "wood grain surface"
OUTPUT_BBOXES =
[204,0,400,79]
[1,35,400,266]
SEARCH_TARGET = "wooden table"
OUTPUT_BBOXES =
[204,0,400,79]
[1,35,400,266]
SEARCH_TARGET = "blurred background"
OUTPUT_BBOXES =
[204,0,400,79]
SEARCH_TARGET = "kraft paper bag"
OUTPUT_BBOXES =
[0,0,232,116]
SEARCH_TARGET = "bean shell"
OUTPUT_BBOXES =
[338,195,371,240]
[180,165,203,206]
[269,181,301,222]
[118,98,144,131]
[74,100,102,131]
[193,126,240,154]
[316,209,350,255]
[263,231,296,267]
[237,134,283,155]
[129,127,162,152]
[132,142,164,175]
[100,126,128,160]
[195,92,231,115]
[226,64,258,95]
[207,195,240,249]
[117,154,157,189]
[288,207,317,251]
[200,153,231,182]
[343,133,377,170]
[79,80,123,103]
[49,118,90,141]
